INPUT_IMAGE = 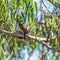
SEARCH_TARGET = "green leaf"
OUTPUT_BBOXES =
[34,2,38,17]
[58,0,60,3]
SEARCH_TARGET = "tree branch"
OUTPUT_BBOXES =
[0,20,5,23]
[0,28,60,52]
[0,29,24,38]
[0,28,47,41]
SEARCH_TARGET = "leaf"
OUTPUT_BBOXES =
[2,0,5,2]
[34,2,38,17]
[58,0,60,3]
[51,18,56,28]
[53,0,56,4]
[0,39,2,46]
[0,55,2,60]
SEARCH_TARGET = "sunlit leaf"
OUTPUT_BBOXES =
[58,0,60,3]
[51,18,56,28]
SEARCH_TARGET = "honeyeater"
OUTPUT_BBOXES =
[17,18,30,39]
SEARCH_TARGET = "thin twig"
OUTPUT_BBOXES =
[42,1,60,23]
[5,51,14,60]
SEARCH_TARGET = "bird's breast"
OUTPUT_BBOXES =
[19,23,29,34]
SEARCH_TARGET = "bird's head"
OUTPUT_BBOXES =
[17,18,22,24]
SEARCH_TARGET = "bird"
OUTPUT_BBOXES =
[17,18,30,39]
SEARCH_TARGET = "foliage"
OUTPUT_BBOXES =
[0,0,60,60]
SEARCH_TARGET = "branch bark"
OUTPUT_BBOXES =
[0,20,5,23]
[0,28,60,52]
